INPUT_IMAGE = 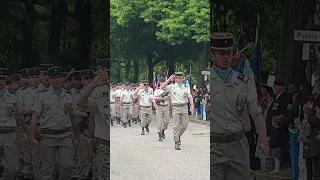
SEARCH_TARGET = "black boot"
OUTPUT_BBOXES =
[116,118,120,124]
[175,141,181,150]
[123,122,127,128]
[162,129,165,139]
[134,119,137,124]
[141,127,145,135]
[111,119,114,126]
[138,119,141,125]
[158,132,163,141]
[145,124,149,133]
[128,120,131,126]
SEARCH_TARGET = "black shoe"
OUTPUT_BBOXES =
[123,123,127,128]
[162,130,165,139]
[146,125,149,133]
[179,135,181,145]
[158,132,163,141]
[128,120,131,126]
[111,120,114,126]
[141,127,145,135]
[116,118,120,124]
[134,119,137,124]
[175,141,181,150]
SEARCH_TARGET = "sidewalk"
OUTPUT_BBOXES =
[189,115,210,125]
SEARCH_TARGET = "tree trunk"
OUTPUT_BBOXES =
[146,53,154,85]
[133,59,139,82]
[75,0,93,69]
[21,1,36,68]
[116,61,121,83]
[48,1,67,55]
[197,42,209,88]
[125,59,130,80]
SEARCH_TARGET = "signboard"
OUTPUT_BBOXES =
[202,71,210,75]
[294,30,320,42]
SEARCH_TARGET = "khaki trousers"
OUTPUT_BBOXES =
[132,103,139,119]
[94,142,110,180]
[211,137,250,180]
[32,148,41,180]
[115,102,121,118]
[16,131,25,173]
[77,133,91,179]
[0,133,19,180]
[121,104,133,123]
[38,135,74,180]
[139,106,152,128]
[155,104,169,132]
[172,105,188,142]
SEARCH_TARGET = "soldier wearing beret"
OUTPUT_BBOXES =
[28,66,77,180]
[76,59,110,179]
[210,32,268,179]
[160,72,194,150]
[0,68,27,180]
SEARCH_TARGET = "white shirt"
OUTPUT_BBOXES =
[120,89,132,103]
[166,83,192,105]
[137,89,153,107]
[110,90,116,103]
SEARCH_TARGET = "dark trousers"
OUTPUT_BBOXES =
[246,132,261,170]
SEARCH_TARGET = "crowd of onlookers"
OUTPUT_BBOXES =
[248,80,320,179]
[190,87,210,120]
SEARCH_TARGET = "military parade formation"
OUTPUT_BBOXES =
[0,59,109,180]
[110,72,194,150]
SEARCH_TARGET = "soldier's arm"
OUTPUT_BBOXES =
[133,87,142,97]
[76,83,96,109]
[71,116,80,140]
[30,95,43,140]
[15,97,27,133]
[187,89,194,107]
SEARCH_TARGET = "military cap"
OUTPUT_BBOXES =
[47,66,63,76]
[131,83,136,87]
[0,68,8,78]
[70,71,81,80]
[40,64,54,73]
[96,59,110,69]
[9,73,20,81]
[27,67,40,76]
[80,69,95,78]
[19,68,29,76]
[211,32,233,51]
[175,72,184,77]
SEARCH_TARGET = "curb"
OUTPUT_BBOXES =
[189,117,210,125]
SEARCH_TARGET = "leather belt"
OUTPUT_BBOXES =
[211,130,245,143]
[0,128,16,134]
[123,102,132,105]
[171,104,187,107]
[157,104,168,107]
[40,127,72,135]
[140,106,151,108]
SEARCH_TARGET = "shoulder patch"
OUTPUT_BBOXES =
[237,74,249,83]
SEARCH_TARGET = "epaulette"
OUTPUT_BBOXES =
[237,74,249,83]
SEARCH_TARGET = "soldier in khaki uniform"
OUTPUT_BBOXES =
[0,68,27,180]
[134,80,154,135]
[76,59,110,179]
[154,78,170,141]
[131,84,139,124]
[38,64,53,91]
[110,84,116,126]
[28,66,77,180]
[7,73,20,94]
[160,72,194,150]
[119,83,133,128]
[210,32,268,179]
[115,83,122,124]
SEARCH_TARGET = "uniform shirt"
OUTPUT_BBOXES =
[120,89,132,103]
[137,89,153,107]
[166,83,192,105]
[38,83,51,91]
[210,67,262,133]
[110,89,116,103]
[22,86,41,108]
[71,88,81,96]
[86,84,109,141]
[0,89,22,127]
[32,87,74,130]
[16,86,29,106]
[154,89,169,106]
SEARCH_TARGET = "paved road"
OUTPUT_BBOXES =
[110,116,210,180]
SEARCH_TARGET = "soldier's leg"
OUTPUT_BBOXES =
[210,142,228,179]
[15,130,25,178]
[178,106,189,137]
[77,135,91,180]
[71,140,79,179]
[57,136,74,180]
[172,106,181,142]
[121,106,128,128]
[23,148,34,179]
[95,143,110,180]
[1,133,19,180]
[39,137,57,180]
[155,108,163,133]
[128,105,133,126]
[226,138,250,180]
[32,149,42,180]
[161,106,170,139]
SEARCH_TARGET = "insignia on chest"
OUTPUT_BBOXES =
[237,74,249,83]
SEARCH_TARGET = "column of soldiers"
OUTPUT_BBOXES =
[111,72,194,150]
[0,59,109,180]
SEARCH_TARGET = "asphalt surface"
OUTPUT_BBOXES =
[110,115,210,180]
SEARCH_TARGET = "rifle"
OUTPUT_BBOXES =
[156,91,169,105]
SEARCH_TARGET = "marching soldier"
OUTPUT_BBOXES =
[115,83,122,124]
[28,66,77,180]
[110,85,116,126]
[210,32,268,179]
[160,72,194,150]
[154,78,170,141]
[38,64,53,91]
[134,80,154,135]
[76,59,110,179]
[70,71,83,95]
[0,68,27,180]
[119,83,133,128]
[132,84,140,124]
